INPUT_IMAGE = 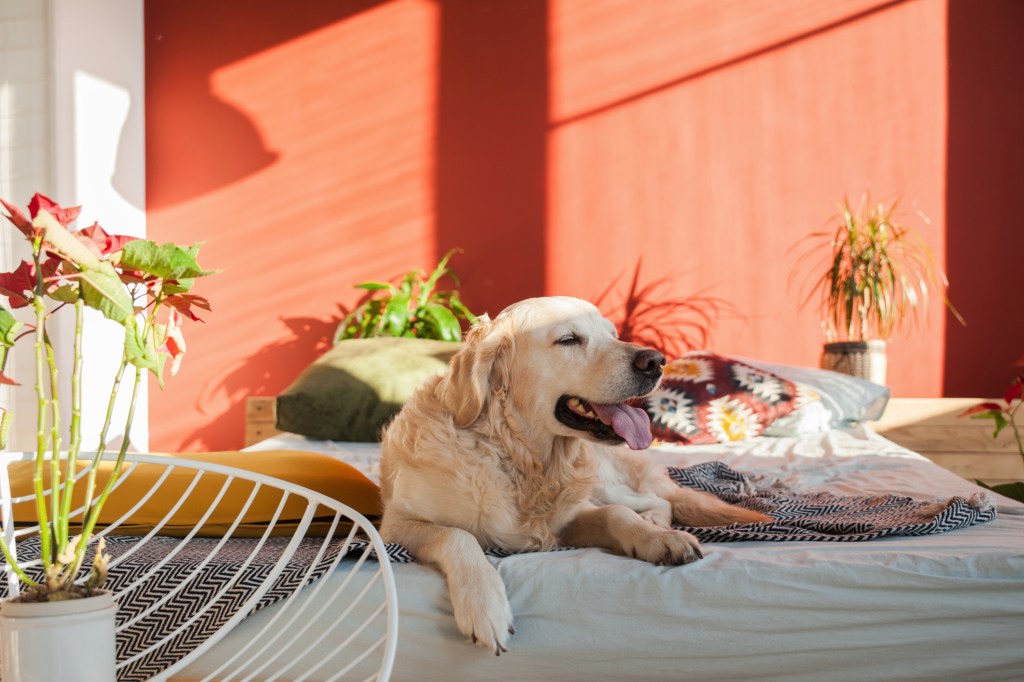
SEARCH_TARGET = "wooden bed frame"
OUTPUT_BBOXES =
[244,396,1024,484]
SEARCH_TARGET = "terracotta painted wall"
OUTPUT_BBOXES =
[145,0,1023,452]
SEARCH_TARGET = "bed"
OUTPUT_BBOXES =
[175,418,1024,682]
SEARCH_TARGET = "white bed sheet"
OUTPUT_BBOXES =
[182,427,1024,681]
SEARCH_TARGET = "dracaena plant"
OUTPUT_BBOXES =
[790,194,964,342]
[334,248,477,344]
[0,193,217,601]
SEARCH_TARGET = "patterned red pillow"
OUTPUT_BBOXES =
[644,352,800,444]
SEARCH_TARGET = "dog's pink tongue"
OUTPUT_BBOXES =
[592,402,653,450]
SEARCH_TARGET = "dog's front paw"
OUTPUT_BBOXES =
[449,565,515,655]
[639,507,673,529]
[629,528,703,565]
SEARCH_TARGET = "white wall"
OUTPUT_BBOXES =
[0,0,147,452]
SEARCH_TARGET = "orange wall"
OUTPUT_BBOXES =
[145,0,1023,452]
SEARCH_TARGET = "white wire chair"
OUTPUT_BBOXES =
[0,451,398,682]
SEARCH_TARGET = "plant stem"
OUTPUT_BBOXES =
[81,355,128,517]
[0,534,39,588]
[1009,400,1023,468]
[71,366,142,577]
[30,239,52,575]
[57,298,85,554]
[43,333,63,554]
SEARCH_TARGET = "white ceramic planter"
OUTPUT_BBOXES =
[0,590,117,682]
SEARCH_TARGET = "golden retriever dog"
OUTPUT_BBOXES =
[379,296,770,654]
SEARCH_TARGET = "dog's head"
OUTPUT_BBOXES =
[435,296,664,450]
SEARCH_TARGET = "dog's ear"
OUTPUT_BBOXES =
[435,314,511,427]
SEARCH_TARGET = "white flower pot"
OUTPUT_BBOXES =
[0,590,117,682]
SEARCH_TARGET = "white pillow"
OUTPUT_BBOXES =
[736,359,890,425]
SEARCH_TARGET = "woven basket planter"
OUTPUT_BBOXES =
[820,340,887,386]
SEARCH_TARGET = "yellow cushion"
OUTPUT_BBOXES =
[9,450,381,537]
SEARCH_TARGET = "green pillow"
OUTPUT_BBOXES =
[276,337,459,442]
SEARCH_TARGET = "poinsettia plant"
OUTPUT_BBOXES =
[959,356,1024,503]
[0,193,217,601]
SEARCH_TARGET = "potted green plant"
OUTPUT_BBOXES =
[791,193,963,385]
[334,248,477,343]
[0,194,217,681]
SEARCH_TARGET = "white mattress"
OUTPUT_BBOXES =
[182,427,1024,681]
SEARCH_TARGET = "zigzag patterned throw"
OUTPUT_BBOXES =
[0,534,359,681]
[665,460,997,542]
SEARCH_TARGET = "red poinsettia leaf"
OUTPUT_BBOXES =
[959,402,1004,417]
[165,294,211,322]
[1005,381,1023,404]
[0,371,19,386]
[28,193,81,226]
[0,198,35,237]
[0,261,38,308]
[162,308,187,375]
[77,222,137,257]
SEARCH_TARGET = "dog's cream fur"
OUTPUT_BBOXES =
[379,297,769,654]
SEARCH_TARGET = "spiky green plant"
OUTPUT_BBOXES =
[791,194,963,342]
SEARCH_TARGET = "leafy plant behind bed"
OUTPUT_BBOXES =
[333,248,478,344]
[790,193,964,342]
[959,356,1024,503]
[593,259,739,360]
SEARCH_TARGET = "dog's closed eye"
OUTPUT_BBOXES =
[555,334,584,346]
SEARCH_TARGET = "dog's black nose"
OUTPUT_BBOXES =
[633,349,666,377]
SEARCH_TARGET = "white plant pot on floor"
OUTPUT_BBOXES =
[0,590,117,682]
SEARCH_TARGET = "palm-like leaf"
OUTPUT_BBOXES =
[789,194,963,342]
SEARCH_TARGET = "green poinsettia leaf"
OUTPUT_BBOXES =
[120,240,217,281]
[80,261,135,324]
[124,317,166,387]
[162,278,194,296]
[0,306,21,347]
[48,284,80,305]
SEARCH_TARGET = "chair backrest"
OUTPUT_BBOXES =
[0,451,398,682]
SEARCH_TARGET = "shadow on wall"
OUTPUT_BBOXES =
[178,315,341,452]
[433,0,549,313]
[144,0,383,209]
[943,0,1024,395]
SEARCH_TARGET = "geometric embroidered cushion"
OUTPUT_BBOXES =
[644,351,801,444]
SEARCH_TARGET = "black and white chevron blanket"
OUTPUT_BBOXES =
[0,462,996,680]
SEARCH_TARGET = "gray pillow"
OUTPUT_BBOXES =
[276,337,459,442]
[738,358,891,424]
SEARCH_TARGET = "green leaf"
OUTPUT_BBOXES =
[383,292,412,336]
[80,261,135,324]
[120,240,216,280]
[355,282,392,291]
[124,318,165,387]
[975,480,1024,503]
[48,284,80,304]
[0,306,21,347]
[162,278,194,296]
[420,303,461,341]
[991,412,1009,438]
